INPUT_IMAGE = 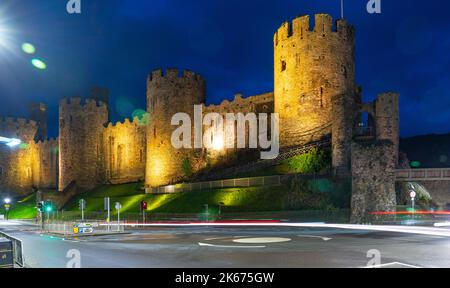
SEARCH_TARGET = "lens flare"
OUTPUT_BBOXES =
[31,58,46,70]
[21,43,35,54]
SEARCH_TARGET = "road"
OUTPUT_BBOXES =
[1,220,450,268]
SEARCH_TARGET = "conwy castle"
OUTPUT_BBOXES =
[0,14,399,221]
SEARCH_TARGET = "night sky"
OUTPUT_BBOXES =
[0,0,449,138]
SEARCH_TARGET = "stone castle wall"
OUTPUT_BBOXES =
[375,93,400,164]
[0,11,401,229]
[0,139,58,196]
[104,118,146,184]
[29,138,59,189]
[145,69,206,187]
[350,92,400,223]
[58,97,108,191]
[351,140,397,223]
[274,14,356,148]
[204,92,274,160]
[0,118,38,195]
[0,117,38,143]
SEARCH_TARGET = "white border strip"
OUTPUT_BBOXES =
[99,222,450,238]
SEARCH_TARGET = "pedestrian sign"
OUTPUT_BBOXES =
[73,223,94,235]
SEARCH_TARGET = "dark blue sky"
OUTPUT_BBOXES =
[0,0,449,138]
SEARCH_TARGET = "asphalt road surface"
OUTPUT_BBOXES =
[1,220,450,268]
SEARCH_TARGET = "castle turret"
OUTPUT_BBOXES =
[274,14,356,148]
[375,92,400,164]
[59,97,108,191]
[29,103,48,142]
[145,69,206,188]
[0,117,38,143]
[0,117,38,195]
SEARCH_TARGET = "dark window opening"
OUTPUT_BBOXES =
[320,87,324,107]
[281,61,287,72]
[342,65,347,78]
[300,94,306,103]
[354,111,376,141]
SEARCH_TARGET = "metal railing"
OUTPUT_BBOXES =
[147,175,283,194]
[43,220,125,235]
[197,139,331,181]
[396,168,450,181]
[0,231,24,267]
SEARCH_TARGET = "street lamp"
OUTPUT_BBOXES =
[0,136,22,147]
[3,198,11,221]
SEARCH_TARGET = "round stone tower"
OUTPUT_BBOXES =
[274,14,356,148]
[59,97,108,191]
[145,69,206,188]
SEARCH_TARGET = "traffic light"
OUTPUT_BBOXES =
[140,201,148,211]
[37,201,44,212]
[44,201,53,212]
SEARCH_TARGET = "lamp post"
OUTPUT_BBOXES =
[3,198,11,220]
[204,204,209,222]
[218,202,225,219]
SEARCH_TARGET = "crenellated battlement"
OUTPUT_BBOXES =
[148,68,205,83]
[205,92,274,113]
[60,97,108,111]
[33,137,58,146]
[274,14,353,45]
[0,116,37,127]
[106,117,144,130]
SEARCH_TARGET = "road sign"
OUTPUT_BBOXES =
[3,204,10,211]
[79,199,86,210]
[73,223,94,235]
[104,197,110,211]
[410,191,416,199]
[115,202,122,211]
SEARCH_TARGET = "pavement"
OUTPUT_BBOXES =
[1,220,450,268]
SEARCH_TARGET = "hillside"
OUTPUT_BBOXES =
[400,133,450,168]
[1,177,350,220]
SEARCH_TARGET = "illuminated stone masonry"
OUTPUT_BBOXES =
[0,13,399,223]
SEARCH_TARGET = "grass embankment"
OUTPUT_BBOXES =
[63,183,291,215]
[233,148,331,178]
[0,193,37,219]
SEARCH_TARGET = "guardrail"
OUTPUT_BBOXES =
[0,231,24,267]
[147,175,283,194]
[396,168,450,181]
[43,220,125,235]
[196,139,330,181]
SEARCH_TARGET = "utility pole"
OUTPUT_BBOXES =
[115,202,122,232]
[341,0,344,19]
[104,197,110,231]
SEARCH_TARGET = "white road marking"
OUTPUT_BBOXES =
[233,237,291,244]
[297,235,332,241]
[434,222,450,227]
[198,242,266,249]
[363,262,421,268]
[204,237,228,241]
[103,223,450,238]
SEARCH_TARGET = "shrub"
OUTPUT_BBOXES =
[182,158,192,177]
[284,148,331,174]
